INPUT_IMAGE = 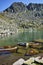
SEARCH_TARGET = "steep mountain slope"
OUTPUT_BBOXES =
[0,2,43,31]
[4,2,27,13]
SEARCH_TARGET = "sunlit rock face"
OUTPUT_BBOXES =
[4,2,27,13]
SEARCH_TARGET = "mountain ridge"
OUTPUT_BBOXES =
[4,2,43,13]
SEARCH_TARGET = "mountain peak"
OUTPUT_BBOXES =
[4,2,27,13]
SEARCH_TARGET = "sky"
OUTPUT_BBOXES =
[0,0,43,12]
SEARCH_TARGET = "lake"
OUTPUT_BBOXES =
[16,29,43,42]
[0,28,43,46]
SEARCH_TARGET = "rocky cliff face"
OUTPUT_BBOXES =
[27,3,43,11]
[4,2,43,12]
[4,2,43,17]
[4,2,27,13]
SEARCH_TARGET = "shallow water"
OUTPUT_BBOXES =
[0,29,43,46]
[16,29,43,42]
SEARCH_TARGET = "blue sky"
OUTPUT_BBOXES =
[0,0,43,12]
